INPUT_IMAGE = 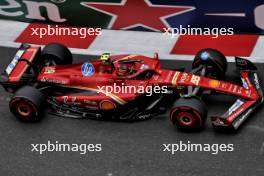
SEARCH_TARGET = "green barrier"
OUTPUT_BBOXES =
[0,0,116,27]
[0,0,263,33]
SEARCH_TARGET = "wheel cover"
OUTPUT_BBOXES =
[17,103,32,117]
[170,107,203,128]
[15,101,35,120]
[178,112,194,126]
[10,98,38,121]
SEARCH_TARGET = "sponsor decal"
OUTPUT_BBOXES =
[190,75,200,85]
[41,77,67,84]
[171,71,180,86]
[236,58,248,66]
[209,80,220,88]
[253,73,260,89]
[221,83,228,89]
[241,78,249,89]
[179,73,189,83]
[0,0,65,22]
[81,63,95,77]
[138,114,151,120]
[212,118,225,126]
[229,107,244,121]
[153,74,159,81]
[99,100,116,110]
[84,105,98,110]
[232,85,238,92]
[245,77,252,87]
[237,87,243,94]
[63,96,68,104]
[165,70,173,82]
[233,109,253,128]
[41,77,46,82]
[245,90,251,96]
[63,96,80,105]
[228,85,233,92]
[83,100,97,105]
[6,49,24,75]
[44,67,56,74]
[228,99,244,116]
[200,51,210,60]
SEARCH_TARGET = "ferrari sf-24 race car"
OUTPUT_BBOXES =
[0,43,263,131]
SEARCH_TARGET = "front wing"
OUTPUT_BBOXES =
[211,57,263,130]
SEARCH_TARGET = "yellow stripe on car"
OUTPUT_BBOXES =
[172,71,180,86]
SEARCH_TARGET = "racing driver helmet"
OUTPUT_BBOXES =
[100,53,111,64]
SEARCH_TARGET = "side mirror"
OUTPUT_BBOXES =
[154,53,159,60]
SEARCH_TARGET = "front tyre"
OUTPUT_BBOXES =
[192,48,227,79]
[9,86,45,122]
[170,97,207,131]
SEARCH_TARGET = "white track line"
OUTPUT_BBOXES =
[251,36,264,58]
[1,41,261,62]
[0,19,264,62]
[89,29,177,55]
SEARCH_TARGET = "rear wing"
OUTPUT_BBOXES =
[211,57,263,130]
[0,44,41,92]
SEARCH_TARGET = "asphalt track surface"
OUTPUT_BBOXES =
[0,46,264,176]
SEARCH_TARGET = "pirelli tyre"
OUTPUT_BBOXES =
[170,97,207,131]
[192,48,227,79]
[41,43,73,66]
[9,86,45,122]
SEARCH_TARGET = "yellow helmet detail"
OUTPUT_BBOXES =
[100,53,110,62]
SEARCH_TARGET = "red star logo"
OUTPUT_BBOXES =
[81,0,195,31]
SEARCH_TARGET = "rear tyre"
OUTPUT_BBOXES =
[9,86,45,122]
[41,43,73,66]
[192,48,227,79]
[170,97,207,131]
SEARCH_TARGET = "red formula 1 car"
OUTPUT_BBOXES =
[0,43,263,131]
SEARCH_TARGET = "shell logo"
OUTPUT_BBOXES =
[209,80,220,88]
[99,100,116,110]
